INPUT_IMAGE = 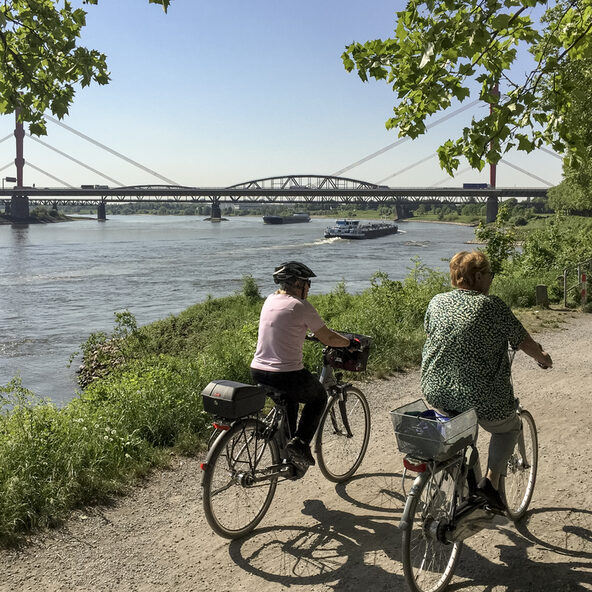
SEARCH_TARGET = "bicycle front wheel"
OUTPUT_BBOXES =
[202,418,279,539]
[500,409,538,522]
[315,386,370,483]
[401,465,462,592]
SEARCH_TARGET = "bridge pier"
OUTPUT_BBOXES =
[11,194,29,222]
[395,203,409,220]
[210,200,221,221]
[486,195,498,223]
[97,202,107,221]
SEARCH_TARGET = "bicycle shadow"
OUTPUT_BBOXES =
[448,506,592,591]
[333,471,407,513]
[228,498,403,589]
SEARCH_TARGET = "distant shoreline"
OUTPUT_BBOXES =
[397,218,478,227]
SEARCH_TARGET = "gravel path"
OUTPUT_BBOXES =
[2,311,591,592]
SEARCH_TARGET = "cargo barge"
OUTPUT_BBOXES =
[324,219,398,239]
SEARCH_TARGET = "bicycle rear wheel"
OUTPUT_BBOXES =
[315,386,371,483]
[500,409,538,521]
[401,465,463,592]
[202,418,279,539]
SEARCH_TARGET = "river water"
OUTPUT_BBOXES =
[0,216,475,405]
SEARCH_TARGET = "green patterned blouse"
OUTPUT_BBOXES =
[420,289,528,421]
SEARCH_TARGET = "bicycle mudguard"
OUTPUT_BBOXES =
[399,474,425,530]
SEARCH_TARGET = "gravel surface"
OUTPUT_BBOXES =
[2,311,591,592]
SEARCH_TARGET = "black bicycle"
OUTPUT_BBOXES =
[200,333,372,539]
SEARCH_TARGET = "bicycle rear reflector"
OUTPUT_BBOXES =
[404,457,427,472]
[200,463,208,471]
[213,422,231,431]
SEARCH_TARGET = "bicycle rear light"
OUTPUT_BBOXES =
[213,422,231,431]
[404,457,427,472]
[200,463,208,471]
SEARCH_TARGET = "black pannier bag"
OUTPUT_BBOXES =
[201,380,267,419]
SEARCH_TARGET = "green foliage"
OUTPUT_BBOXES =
[475,203,517,274]
[0,378,155,542]
[342,0,592,173]
[239,274,262,304]
[0,1,171,133]
[519,215,592,272]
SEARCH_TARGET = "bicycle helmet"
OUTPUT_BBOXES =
[272,261,316,285]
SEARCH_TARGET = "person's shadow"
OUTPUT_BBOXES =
[228,496,404,590]
[228,473,592,591]
[446,506,592,591]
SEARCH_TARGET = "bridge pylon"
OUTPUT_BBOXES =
[97,202,107,221]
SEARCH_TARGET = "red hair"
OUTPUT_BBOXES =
[449,251,491,290]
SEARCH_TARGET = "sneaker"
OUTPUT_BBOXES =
[286,437,316,467]
[476,477,506,512]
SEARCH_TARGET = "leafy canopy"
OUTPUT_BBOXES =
[342,0,592,174]
[0,0,171,135]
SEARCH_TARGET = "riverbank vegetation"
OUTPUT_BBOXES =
[0,213,591,543]
[0,206,73,225]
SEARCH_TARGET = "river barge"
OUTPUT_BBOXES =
[324,219,398,240]
[263,213,311,224]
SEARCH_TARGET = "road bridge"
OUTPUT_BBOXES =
[1,175,548,222]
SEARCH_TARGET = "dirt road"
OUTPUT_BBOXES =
[2,311,591,592]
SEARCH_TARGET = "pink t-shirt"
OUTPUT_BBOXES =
[251,293,325,372]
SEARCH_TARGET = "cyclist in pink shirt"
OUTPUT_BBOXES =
[251,261,351,468]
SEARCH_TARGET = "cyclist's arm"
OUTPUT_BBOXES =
[518,334,553,368]
[313,325,350,348]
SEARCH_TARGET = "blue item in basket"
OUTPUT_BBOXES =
[420,409,451,423]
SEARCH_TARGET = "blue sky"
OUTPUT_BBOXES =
[0,0,563,189]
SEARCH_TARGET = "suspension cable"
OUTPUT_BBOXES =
[28,134,125,187]
[332,99,480,177]
[431,166,473,187]
[499,159,554,187]
[45,115,180,185]
[376,154,437,185]
[26,163,75,188]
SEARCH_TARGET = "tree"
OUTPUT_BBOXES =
[342,0,592,175]
[544,57,592,211]
[0,0,171,135]
[475,203,517,273]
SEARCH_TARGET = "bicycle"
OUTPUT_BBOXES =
[200,332,372,539]
[392,346,541,592]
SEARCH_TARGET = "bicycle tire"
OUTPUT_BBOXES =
[401,465,463,592]
[202,418,279,539]
[315,386,370,483]
[500,409,538,522]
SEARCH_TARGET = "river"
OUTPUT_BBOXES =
[0,216,476,405]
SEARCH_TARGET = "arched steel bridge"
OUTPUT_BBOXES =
[0,174,548,208]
